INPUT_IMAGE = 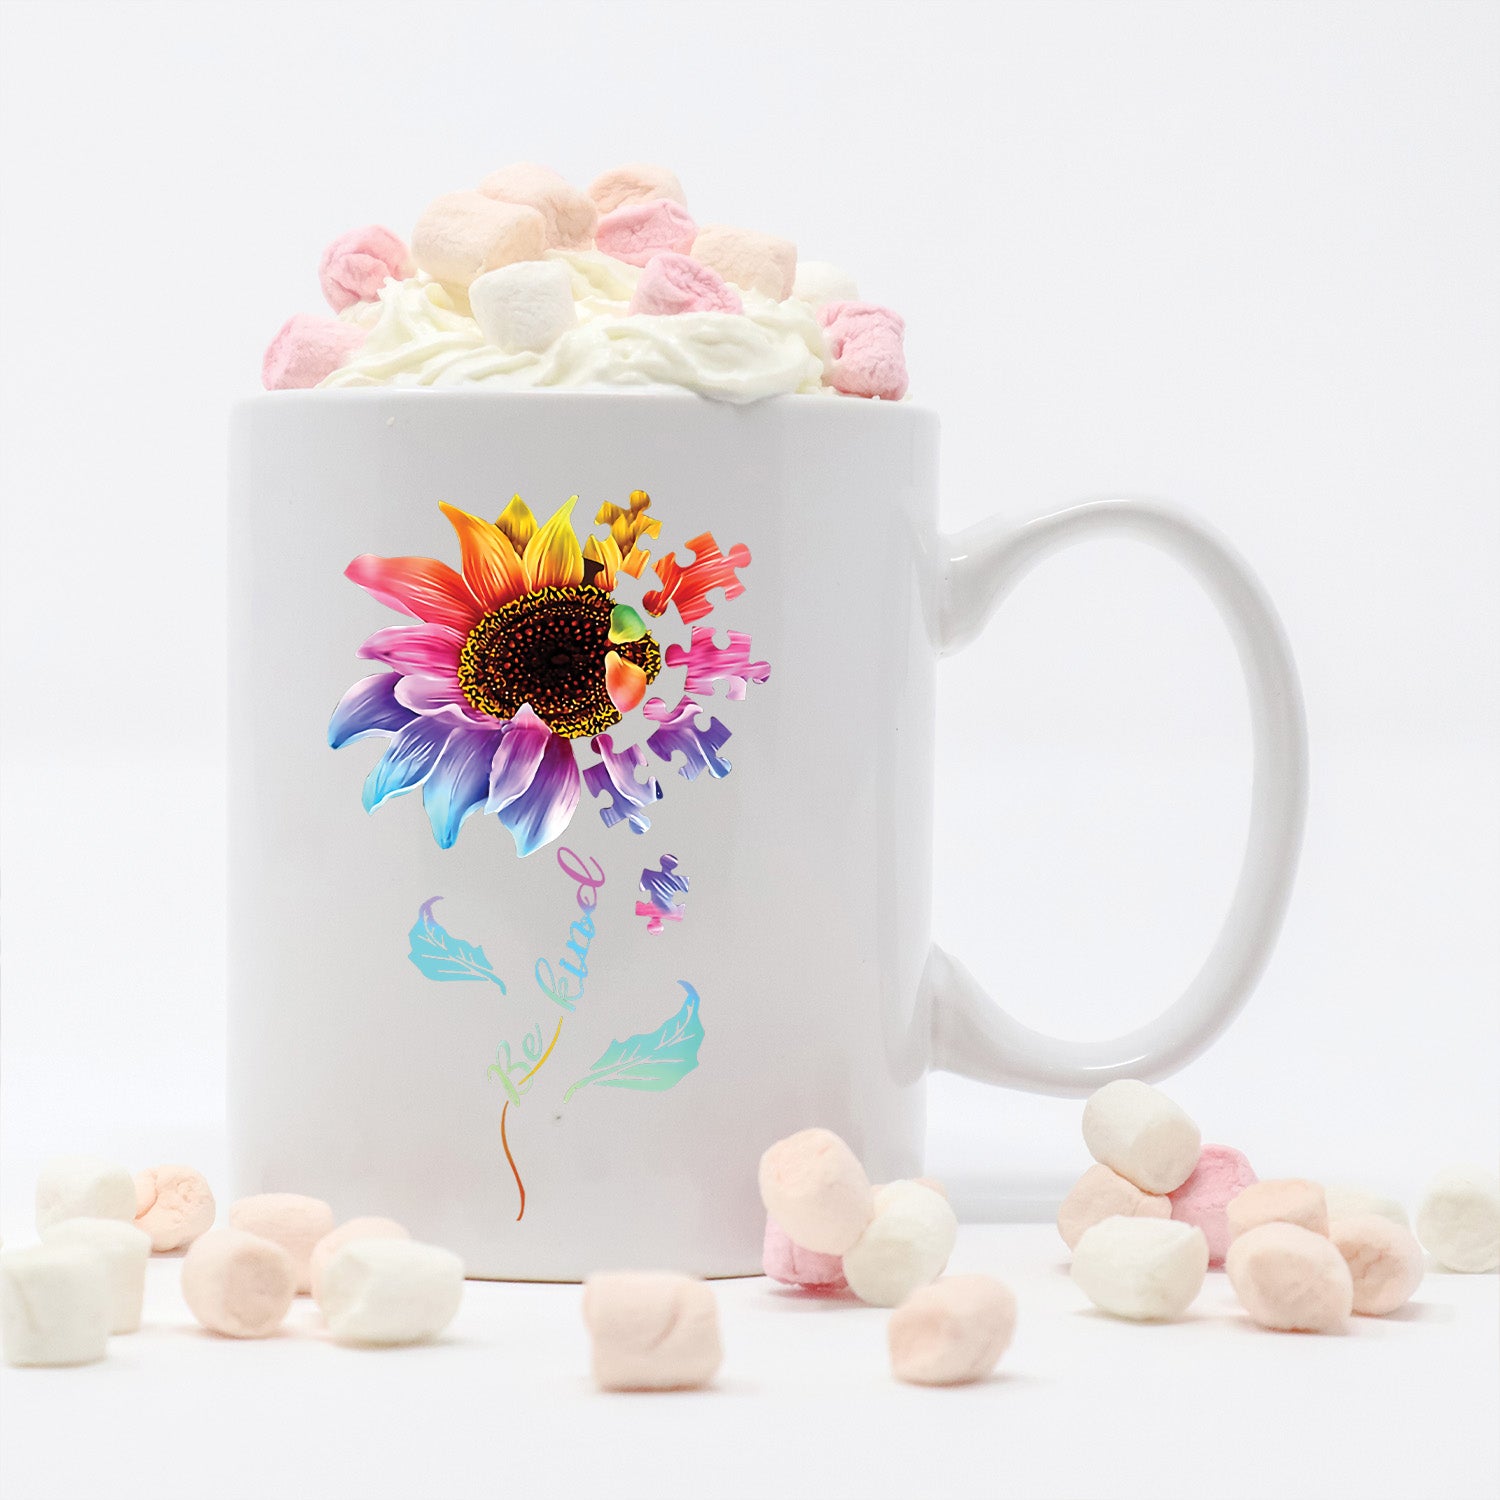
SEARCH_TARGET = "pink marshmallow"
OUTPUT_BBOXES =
[1057,1163,1172,1252]
[888,1275,1017,1386]
[261,314,365,391]
[758,1128,874,1257]
[180,1229,297,1338]
[818,301,908,402]
[1226,1222,1353,1333]
[228,1192,334,1294]
[133,1164,216,1252]
[478,163,598,250]
[588,163,687,216]
[1329,1214,1425,1316]
[627,253,742,317]
[595,200,698,268]
[583,1271,722,1391]
[1169,1145,1259,1266]
[411,190,548,288]
[762,1216,847,1291]
[318,225,412,312]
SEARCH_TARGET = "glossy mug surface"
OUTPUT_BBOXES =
[228,390,1306,1279]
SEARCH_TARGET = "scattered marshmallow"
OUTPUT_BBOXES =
[35,1154,137,1233]
[1416,1165,1500,1273]
[583,1271,722,1391]
[411,190,549,288]
[469,259,577,353]
[262,313,366,391]
[758,1128,874,1256]
[762,1217,847,1291]
[318,224,412,311]
[587,163,688,215]
[1324,1185,1409,1228]
[1057,1164,1172,1252]
[318,1239,463,1346]
[1071,1216,1208,1321]
[873,1179,952,1215]
[1226,1178,1329,1242]
[888,1275,1017,1386]
[133,1164,216,1252]
[792,259,860,310]
[181,1229,297,1338]
[627,252,743,317]
[228,1193,334,1294]
[1226,1221,1353,1333]
[1080,1080,1202,1195]
[310,1217,411,1302]
[692,225,797,300]
[1329,1214,1425,1315]
[478,163,599,250]
[595,199,698,268]
[842,1183,957,1308]
[1,1246,110,1367]
[817,299,909,400]
[40,1218,150,1334]
[1168,1145,1258,1266]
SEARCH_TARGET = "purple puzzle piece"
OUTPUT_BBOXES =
[663,627,771,701]
[583,733,662,833]
[643,696,733,781]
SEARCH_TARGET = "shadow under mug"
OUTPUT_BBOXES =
[228,390,1306,1279]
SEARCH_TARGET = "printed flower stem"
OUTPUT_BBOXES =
[501,1016,566,1221]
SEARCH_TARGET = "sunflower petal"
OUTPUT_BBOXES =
[583,534,621,590]
[356,623,464,676]
[423,727,505,849]
[485,705,552,813]
[496,730,580,857]
[362,716,452,811]
[328,673,416,749]
[345,554,481,633]
[496,495,537,557]
[605,650,648,714]
[440,502,529,609]
[523,496,585,588]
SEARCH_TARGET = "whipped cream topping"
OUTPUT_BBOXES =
[321,251,831,404]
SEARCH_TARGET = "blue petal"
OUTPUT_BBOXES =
[329,672,416,749]
[497,732,580,857]
[423,728,505,849]
[362,716,453,811]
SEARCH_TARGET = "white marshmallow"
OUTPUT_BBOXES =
[1416,1165,1500,1273]
[792,260,860,310]
[1081,1080,1202,1194]
[41,1218,150,1334]
[318,1239,464,1346]
[1324,1184,1409,1228]
[1,1245,110,1366]
[469,259,576,354]
[842,1184,957,1307]
[35,1154,136,1232]
[1071,1215,1209,1321]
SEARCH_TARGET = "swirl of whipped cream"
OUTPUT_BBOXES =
[321,251,831,404]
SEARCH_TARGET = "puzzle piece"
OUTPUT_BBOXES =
[641,532,752,624]
[594,489,661,579]
[634,899,685,935]
[643,696,733,780]
[583,733,662,833]
[664,626,770,701]
[635,853,690,935]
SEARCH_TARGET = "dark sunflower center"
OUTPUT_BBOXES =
[457,584,661,740]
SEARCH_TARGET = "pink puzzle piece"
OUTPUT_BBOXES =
[635,899,685,935]
[641,532,752,624]
[643,696,733,780]
[583,733,661,833]
[664,627,770,701]
[635,854,689,935]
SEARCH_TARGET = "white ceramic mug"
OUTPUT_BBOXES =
[228,390,1306,1279]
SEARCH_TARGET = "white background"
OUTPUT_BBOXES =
[1,3,1496,1498]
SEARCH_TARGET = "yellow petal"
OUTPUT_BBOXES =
[439,502,528,609]
[496,495,537,558]
[522,496,585,589]
[583,533,622,590]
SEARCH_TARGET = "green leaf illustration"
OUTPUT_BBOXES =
[562,982,703,1102]
[407,897,507,988]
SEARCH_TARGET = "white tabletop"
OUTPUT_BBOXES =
[2,1223,1495,1500]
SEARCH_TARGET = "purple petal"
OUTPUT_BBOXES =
[423,728,505,849]
[362,716,452,811]
[357,623,465,676]
[485,705,552,814]
[395,673,501,728]
[497,731,580,857]
[329,672,416,749]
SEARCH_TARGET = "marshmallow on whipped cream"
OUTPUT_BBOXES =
[261,161,906,405]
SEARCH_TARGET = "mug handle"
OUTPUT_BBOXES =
[925,498,1308,1094]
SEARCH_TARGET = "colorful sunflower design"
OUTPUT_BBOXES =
[328,491,768,856]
